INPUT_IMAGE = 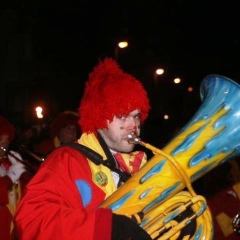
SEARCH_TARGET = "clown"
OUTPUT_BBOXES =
[14,58,151,240]
[0,116,31,240]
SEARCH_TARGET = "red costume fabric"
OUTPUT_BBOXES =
[14,146,114,240]
[207,185,240,240]
[199,159,240,239]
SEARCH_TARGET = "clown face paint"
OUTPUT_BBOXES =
[97,110,141,153]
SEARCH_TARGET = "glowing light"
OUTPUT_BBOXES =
[188,86,193,92]
[118,41,128,48]
[35,106,43,119]
[115,41,129,60]
[163,114,169,120]
[156,69,164,75]
[174,78,181,84]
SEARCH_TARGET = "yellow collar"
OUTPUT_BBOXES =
[78,132,107,160]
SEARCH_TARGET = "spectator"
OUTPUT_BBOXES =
[34,111,80,156]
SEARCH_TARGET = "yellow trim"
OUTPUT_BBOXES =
[216,212,234,237]
[7,183,21,232]
[78,133,117,197]
[53,136,61,148]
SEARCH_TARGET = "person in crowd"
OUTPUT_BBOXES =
[0,116,31,240]
[195,158,240,240]
[14,58,152,240]
[14,123,39,152]
[34,111,80,156]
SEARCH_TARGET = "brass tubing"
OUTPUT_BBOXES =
[1,147,38,175]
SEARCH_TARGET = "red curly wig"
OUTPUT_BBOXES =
[0,116,15,142]
[79,58,150,134]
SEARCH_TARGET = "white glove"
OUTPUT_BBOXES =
[7,151,26,183]
[8,151,23,163]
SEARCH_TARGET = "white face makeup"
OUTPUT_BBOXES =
[97,109,141,153]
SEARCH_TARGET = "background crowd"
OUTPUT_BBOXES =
[1,73,240,239]
[1,106,240,239]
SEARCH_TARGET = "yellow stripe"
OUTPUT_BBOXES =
[78,133,117,197]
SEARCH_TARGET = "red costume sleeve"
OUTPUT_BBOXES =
[14,147,112,240]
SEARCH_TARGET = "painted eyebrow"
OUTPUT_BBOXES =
[118,112,141,118]
[132,112,141,118]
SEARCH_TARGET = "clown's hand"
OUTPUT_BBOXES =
[7,151,26,183]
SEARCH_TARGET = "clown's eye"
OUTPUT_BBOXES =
[134,113,141,119]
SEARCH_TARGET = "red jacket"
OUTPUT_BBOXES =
[198,159,240,240]
[14,146,113,240]
[207,185,240,240]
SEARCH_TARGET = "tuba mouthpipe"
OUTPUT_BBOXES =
[128,132,197,197]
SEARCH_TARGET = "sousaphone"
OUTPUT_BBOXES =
[101,74,240,239]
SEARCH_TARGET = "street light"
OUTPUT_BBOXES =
[154,68,164,83]
[156,68,164,75]
[173,77,181,84]
[114,41,128,60]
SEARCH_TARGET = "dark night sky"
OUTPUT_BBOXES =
[28,1,240,100]
[31,1,239,74]
[1,0,240,142]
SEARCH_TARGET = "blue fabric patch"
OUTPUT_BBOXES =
[75,180,92,207]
